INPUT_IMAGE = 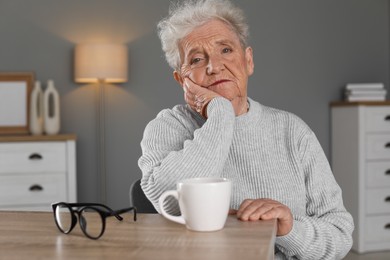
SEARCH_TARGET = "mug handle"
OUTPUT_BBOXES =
[158,190,185,225]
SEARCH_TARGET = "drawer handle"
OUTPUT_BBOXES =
[386,170,390,175]
[29,184,43,192]
[385,143,390,149]
[29,153,43,160]
[385,224,390,229]
[385,196,390,202]
[385,115,390,121]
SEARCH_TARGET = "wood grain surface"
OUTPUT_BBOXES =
[0,211,276,259]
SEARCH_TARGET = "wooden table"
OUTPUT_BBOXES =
[0,211,276,259]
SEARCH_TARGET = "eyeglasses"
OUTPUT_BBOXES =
[52,202,137,239]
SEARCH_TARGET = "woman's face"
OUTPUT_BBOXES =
[174,19,254,107]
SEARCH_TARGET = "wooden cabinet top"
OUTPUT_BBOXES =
[0,134,76,142]
[330,101,390,107]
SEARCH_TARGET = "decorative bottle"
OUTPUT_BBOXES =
[29,81,44,135]
[43,80,60,135]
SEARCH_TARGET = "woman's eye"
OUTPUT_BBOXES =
[191,58,201,64]
[222,47,232,53]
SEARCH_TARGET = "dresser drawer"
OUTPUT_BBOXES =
[365,215,390,243]
[366,107,390,132]
[366,134,390,160]
[0,142,66,173]
[0,173,67,206]
[366,162,390,188]
[366,189,390,214]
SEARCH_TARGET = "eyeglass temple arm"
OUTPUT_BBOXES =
[111,207,137,221]
[63,202,123,220]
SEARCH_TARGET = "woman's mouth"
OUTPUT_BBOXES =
[209,79,230,87]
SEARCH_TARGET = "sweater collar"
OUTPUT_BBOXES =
[234,97,262,130]
[189,97,262,128]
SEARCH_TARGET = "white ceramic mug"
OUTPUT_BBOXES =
[158,177,231,232]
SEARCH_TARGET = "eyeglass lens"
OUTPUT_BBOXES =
[55,205,72,233]
[80,207,103,239]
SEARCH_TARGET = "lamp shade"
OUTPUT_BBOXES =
[74,44,128,83]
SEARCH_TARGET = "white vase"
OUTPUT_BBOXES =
[29,81,44,135]
[43,80,60,135]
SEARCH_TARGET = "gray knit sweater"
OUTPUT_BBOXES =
[138,97,354,259]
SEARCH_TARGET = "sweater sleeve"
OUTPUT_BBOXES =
[138,97,235,213]
[275,128,354,259]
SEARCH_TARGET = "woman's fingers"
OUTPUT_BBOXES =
[184,89,195,107]
[228,209,238,215]
[236,199,255,218]
[183,78,220,117]
[236,198,293,236]
[237,199,277,220]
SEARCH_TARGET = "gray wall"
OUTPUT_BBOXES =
[0,0,388,209]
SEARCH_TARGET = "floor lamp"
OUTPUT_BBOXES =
[74,43,128,204]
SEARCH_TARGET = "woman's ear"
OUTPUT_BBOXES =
[245,47,254,76]
[173,71,184,87]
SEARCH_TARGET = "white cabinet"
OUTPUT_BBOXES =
[0,135,77,211]
[331,102,390,253]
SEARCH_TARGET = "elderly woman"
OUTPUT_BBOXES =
[138,0,354,259]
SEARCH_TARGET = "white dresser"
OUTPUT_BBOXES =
[0,134,77,211]
[331,101,390,253]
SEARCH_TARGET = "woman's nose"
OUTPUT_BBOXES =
[206,56,224,75]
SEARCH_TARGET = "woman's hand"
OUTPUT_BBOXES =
[233,199,293,236]
[183,78,220,118]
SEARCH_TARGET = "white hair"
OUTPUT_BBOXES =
[157,0,249,70]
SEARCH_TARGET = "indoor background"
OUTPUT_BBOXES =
[0,0,388,210]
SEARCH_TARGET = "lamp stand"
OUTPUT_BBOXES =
[97,80,106,204]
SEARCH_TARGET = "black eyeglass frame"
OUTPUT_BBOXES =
[52,202,137,239]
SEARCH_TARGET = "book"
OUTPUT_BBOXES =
[345,89,387,96]
[346,95,386,102]
[345,83,384,90]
